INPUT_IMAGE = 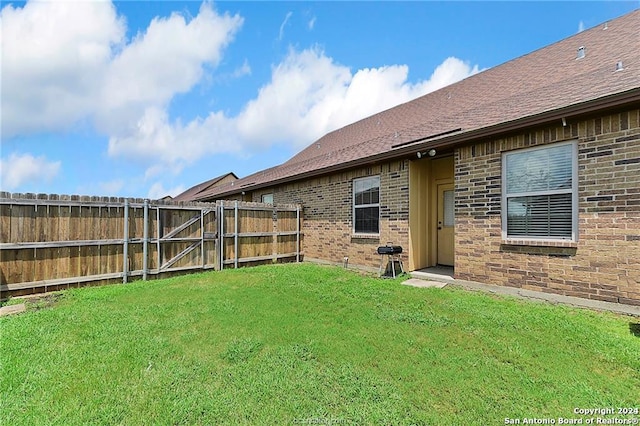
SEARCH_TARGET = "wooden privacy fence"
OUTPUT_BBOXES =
[219,200,301,269]
[0,193,302,297]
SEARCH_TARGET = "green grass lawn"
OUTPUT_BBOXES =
[2,264,639,425]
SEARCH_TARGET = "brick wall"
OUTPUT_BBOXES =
[252,161,410,269]
[455,108,640,304]
[242,108,639,305]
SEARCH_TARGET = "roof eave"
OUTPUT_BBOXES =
[204,87,640,200]
[406,86,640,153]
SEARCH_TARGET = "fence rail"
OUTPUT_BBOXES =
[0,193,302,297]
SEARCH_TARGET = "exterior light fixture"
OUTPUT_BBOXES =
[416,149,437,159]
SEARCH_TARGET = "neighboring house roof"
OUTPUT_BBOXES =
[173,172,238,201]
[190,10,640,202]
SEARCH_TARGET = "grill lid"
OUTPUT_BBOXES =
[377,245,403,255]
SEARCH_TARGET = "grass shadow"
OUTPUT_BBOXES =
[629,323,640,337]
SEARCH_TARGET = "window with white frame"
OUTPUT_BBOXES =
[261,193,274,204]
[353,176,380,234]
[502,141,578,241]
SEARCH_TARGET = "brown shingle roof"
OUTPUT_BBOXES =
[173,172,238,201]
[191,10,640,202]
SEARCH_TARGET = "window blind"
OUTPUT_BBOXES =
[503,142,576,240]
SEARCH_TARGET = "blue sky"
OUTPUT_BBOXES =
[1,1,637,199]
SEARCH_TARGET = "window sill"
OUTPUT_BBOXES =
[351,233,380,240]
[501,239,578,257]
[502,239,577,248]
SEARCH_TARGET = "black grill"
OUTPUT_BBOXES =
[377,245,403,255]
[377,245,404,278]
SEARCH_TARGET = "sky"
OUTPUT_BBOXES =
[1,1,637,199]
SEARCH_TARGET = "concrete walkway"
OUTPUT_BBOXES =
[407,272,640,317]
[0,304,26,317]
[402,278,447,289]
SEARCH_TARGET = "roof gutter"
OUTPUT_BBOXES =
[206,87,640,200]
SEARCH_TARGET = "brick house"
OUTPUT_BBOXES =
[172,172,238,202]
[177,10,640,304]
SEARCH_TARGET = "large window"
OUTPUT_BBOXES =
[353,176,380,234]
[502,141,577,241]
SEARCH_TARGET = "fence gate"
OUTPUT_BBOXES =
[154,205,218,275]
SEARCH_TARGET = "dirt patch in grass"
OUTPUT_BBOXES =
[18,292,65,312]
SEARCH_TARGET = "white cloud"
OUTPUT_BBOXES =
[2,1,481,191]
[308,16,316,30]
[0,153,61,190]
[235,49,480,149]
[278,11,293,41]
[98,3,243,134]
[107,106,239,175]
[235,47,353,147]
[578,20,585,33]
[107,47,480,171]
[147,182,186,200]
[416,56,481,93]
[1,1,243,139]
[0,0,125,138]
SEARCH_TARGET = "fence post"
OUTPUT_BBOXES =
[272,206,277,263]
[201,207,205,269]
[143,199,149,280]
[296,206,300,263]
[123,199,129,283]
[156,205,161,273]
[234,201,239,269]
[219,201,224,271]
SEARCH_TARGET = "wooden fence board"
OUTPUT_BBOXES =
[70,246,80,278]
[23,200,36,244]
[99,207,107,240]
[35,203,48,243]
[9,204,21,244]
[34,248,45,282]
[147,245,158,271]
[58,247,70,280]
[49,205,59,242]
[82,206,92,241]
[58,206,70,246]
[1,195,301,295]
[19,249,30,284]
[0,204,10,243]
[69,205,80,241]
